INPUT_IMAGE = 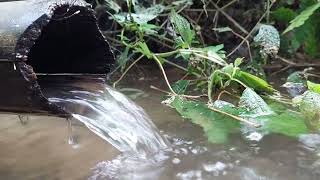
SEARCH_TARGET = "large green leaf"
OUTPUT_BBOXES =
[261,112,309,137]
[170,10,195,47]
[234,71,275,93]
[238,90,308,137]
[283,2,320,34]
[169,94,310,143]
[169,96,240,143]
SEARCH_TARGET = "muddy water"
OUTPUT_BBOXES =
[0,115,119,179]
[1,84,320,179]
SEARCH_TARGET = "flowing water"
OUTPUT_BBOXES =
[0,76,320,179]
[46,80,169,157]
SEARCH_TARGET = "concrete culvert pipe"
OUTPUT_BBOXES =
[0,0,115,117]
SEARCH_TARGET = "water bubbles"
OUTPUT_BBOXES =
[190,146,208,155]
[172,158,181,164]
[203,161,227,176]
[246,132,263,141]
[176,170,202,180]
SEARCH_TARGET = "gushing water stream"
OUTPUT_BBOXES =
[48,83,169,157]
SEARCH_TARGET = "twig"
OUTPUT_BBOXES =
[217,90,240,100]
[210,1,249,35]
[113,55,144,88]
[152,54,178,95]
[270,65,291,76]
[275,55,297,65]
[208,106,261,128]
[150,85,205,99]
[229,30,253,62]
[150,85,171,94]
[147,36,175,50]
[227,1,276,57]
[162,59,188,72]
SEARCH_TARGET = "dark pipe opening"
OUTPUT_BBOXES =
[25,5,114,111]
[0,3,114,116]
[27,5,114,74]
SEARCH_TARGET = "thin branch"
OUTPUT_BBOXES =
[210,1,249,35]
[113,55,144,88]
[227,1,276,57]
[150,85,171,94]
[152,54,178,95]
[229,29,253,62]
[208,106,261,128]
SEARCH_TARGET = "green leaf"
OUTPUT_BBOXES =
[234,71,275,93]
[135,4,165,15]
[135,42,152,58]
[239,88,274,116]
[283,2,320,34]
[287,71,305,83]
[261,112,309,137]
[117,47,130,72]
[221,64,234,77]
[234,58,243,67]
[282,71,307,97]
[204,44,224,52]
[169,96,240,143]
[169,96,310,143]
[240,96,308,138]
[138,23,160,35]
[203,45,226,64]
[293,91,320,131]
[172,80,190,95]
[172,0,193,7]
[104,0,121,13]
[114,5,165,25]
[170,10,195,47]
[307,81,320,94]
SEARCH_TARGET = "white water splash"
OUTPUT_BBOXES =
[49,85,169,157]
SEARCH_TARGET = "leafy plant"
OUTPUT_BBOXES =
[168,88,310,143]
[90,0,320,144]
[283,2,320,34]
[274,0,320,57]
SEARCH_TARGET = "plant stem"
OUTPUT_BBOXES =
[113,55,144,88]
[152,54,178,95]
[208,106,261,128]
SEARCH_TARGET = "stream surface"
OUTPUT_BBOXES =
[0,78,320,180]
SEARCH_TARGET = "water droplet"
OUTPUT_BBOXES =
[18,115,29,125]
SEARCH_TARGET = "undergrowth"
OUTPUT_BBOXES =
[89,0,320,143]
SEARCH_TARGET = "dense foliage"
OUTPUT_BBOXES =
[90,0,320,143]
